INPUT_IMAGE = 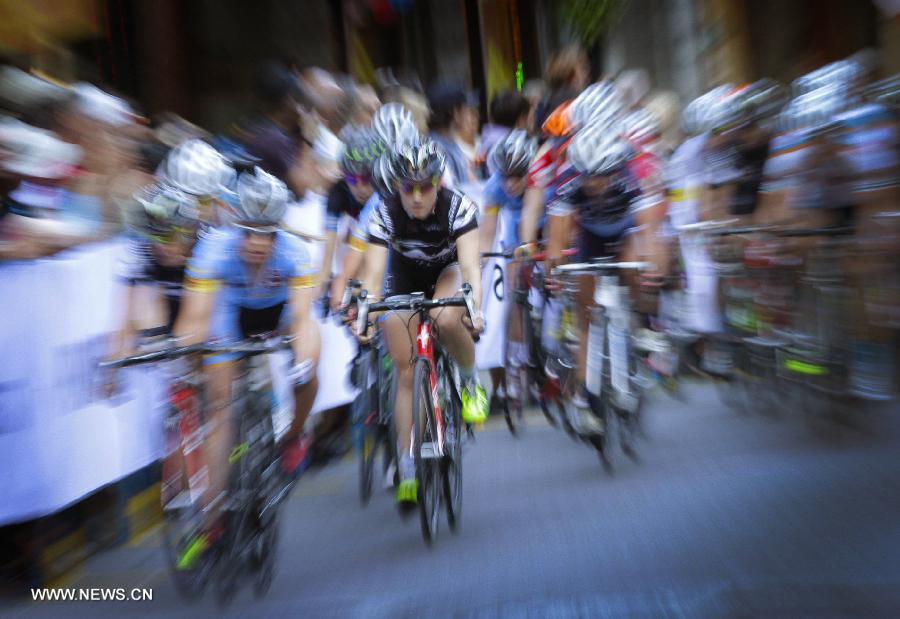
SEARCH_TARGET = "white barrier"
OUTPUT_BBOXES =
[0,234,357,525]
[0,241,167,525]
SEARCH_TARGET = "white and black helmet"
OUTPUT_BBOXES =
[777,85,846,133]
[567,123,633,176]
[681,85,732,135]
[488,129,537,177]
[568,81,624,131]
[158,138,234,197]
[383,139,445,184]
[228,166,289,228]
[129,182,204,239]
[620,109,659,148]
[372,102,420,147]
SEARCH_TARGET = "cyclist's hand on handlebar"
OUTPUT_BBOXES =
[514,242,537,260]
[355,320,374,345]
[461,310,485,338]
[543,257,562,294]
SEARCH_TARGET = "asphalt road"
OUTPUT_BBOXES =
[7,381,900,618]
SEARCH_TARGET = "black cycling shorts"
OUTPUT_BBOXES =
[238,302,286,337]
[383,254,456,299]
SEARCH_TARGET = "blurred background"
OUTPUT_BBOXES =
[0,0,898,616]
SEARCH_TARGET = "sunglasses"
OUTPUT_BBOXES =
[148,225,196,245]
[398,177,440,194]
[344,173,372,187]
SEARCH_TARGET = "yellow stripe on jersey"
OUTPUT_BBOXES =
[667,188,701,202]
[184,277,220,293]
[348,235,368,253]
[290,274,318,289]
[484,205,501,216]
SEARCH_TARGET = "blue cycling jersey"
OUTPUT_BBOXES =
[483,172,538,251]
[185,228,318,310]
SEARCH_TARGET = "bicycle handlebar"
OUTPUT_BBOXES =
[480,248,578,261]
[355,283,480,342]
[552,261,651,275]
[100,337,296,369]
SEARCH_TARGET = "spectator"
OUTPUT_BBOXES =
[479,89,530,175]
[535,46,589,132]
[243,61,312,196]
[0,118,88,260]
[427,82,480,185]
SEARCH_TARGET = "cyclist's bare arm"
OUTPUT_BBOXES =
[108,285,142,359]
[520,186,544,246]
[289,283,321,369]
[329,239,366,311]
[478,206,499,256]
[173,286,218,346]
[456,229,483,312]
[546,213,573,264]
[320,231,337,292]
[359,242,388,302]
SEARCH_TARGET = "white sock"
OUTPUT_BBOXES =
[458,366,476,385]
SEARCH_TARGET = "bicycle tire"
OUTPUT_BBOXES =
[412,358,441,544]
[441,361,463,532]
[249,390,281,598]
[503,296,530,435]
[357,350,379,505]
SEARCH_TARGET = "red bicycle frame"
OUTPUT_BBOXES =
[161,382,209,507]
[415,320,445,456]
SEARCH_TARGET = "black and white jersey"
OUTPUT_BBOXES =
[367,187,478,265]
[116,237,186,299]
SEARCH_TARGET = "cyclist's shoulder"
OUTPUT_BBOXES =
[188,227,240,273]
[274,229,310,256]
[482,173,506,201]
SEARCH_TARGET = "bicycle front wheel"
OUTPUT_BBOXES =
[412,358,441,544]
[160,395,214,601]
[442,369,463,532]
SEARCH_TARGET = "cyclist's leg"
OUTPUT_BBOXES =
[381,309,419,501]
[574,273,595,387]
[280,304,320,442]
[432,264,488,423]
[204,360,236,510]
[573,231,601,388]
[202,304,242,511]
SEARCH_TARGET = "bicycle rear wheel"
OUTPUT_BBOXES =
[412,358,441,544]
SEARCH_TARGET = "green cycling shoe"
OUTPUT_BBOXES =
[396,478,418,504]
[461,381,488,424]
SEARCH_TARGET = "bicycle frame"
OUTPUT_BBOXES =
[415,317,446,457]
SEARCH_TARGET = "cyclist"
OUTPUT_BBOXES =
[109,139,233,363]
[478,129,538,410]
[329,103,421,311]
[355,139,486,507]
[520,82,623,252]
[325,125,385,307]
[544,122,642,433]
[173,167,321,565]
